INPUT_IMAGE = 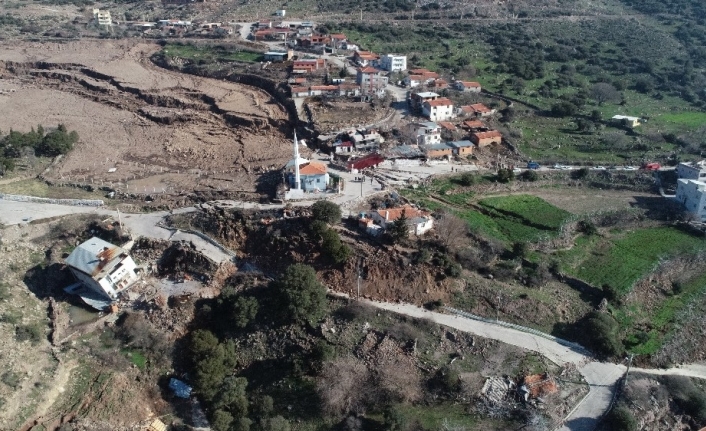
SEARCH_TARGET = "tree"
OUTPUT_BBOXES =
[211,410,234,431]
[434,212,468,250]
[254,395,274,419]
[261,416,290,431]
[389,209,410,243]
[311,201,342,224]
[457,172,477,186]
[212,376,249,418]
[275,264,327,324]
[339,67,349,79]
[590,82,620,105]
[320,228,351,264]
[550,101,578,117]
[231,295,259,329]
[233,418,253,431]
[317,357,370,416]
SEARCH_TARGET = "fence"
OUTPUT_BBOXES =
[0,193,104,207]
[443,306,592,357]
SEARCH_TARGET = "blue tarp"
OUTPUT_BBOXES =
[169,378,192,399]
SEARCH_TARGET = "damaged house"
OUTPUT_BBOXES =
[65,237,138,308]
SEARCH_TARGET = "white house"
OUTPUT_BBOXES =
[93,9,112,26]
[351,130,384,151]
[677,161,706,180]
[414,122,441,145]
[676,179,706,220]
[367,205,434,236]
[404,74,423,88]
[275,9,286,17]
[378,54,407,72]
[65,237,138,301]
[422,97,454,122]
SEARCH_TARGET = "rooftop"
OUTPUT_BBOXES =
[424,97,453,107]
[447,140,475,148]
[65,237,129,280]
[457,81,481,88]
[472,130,503,139]
[424,143,452,151]
[299,161,327,175]
[376,204,430,221]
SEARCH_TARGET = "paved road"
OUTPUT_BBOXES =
[359,299,706,431]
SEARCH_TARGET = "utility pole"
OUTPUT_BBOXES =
[117,207,123,230]
[360,177,363,197]
[624,354,635,386]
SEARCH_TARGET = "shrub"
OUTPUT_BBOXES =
[210,409,234,431]
[15,323,43,344]
[274,264,327,324]
[496,168,515,183]
[522,170,539,181]
[212,376,249,418]
[572,167,589,180]
[605,405,637,431]
[584,311,623,357]
[458,172,477,186]
[1,371,21,389]
[661,376,706,423]
[0,283,9,300]
[577,220,598,236]
[261,416,290,431]
[311,201,342,224]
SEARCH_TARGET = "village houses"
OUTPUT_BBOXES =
[676,178,706,221]
[356,67,388,96]
[448,140,475,156]
[454,80,482,92]
[471,130,503,147]
[422,97,454,122]
[414,122,442,146]
[378,54,407,72]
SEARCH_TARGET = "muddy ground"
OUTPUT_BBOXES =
[0,40,295,200]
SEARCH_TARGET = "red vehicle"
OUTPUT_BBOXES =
[641,162,661,171]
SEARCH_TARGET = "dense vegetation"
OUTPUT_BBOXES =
[0,124,79,174]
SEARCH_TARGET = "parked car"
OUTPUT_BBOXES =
[591,166,607,170]
[623,166,637,171]
[642,162,661,171]
[527,161,540,170]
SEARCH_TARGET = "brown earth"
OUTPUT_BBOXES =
[0,39,295,198]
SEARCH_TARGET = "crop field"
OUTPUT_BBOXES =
[479,195,571,230]
[556,227,706,293]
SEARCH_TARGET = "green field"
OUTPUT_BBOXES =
[557,227,706,293]
[479,195,572,230]
[162,43,262,63]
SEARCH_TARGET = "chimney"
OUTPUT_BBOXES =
[385,211,389,221]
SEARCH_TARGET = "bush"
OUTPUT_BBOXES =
[458,172,477,186]
[578,220,598,236]
[0,283,9,300]
[15,323,43,344]
[584,311,623,358]
[1,371,21,389]
[496,168,515,183]
[212,376,249,418]
[605,404,637,431]
[210,409,234,431]
[311,201,342,224]
[661,376,706,423]
[274,264,327,324]
[521,170,539,181]
[572,167,589,180]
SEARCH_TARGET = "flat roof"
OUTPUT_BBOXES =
[416,92,439,98]
[65,237,128,280]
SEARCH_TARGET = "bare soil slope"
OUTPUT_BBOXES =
[0,40,292,198]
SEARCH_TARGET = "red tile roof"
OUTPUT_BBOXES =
[458,81,481,88]
[290,86,309,93]
[359,66,380,74]
[472,130,502,139]
[299,161,327,175]
[463,120,485,128]
[410,68,431,74]
[376,205,430,221]
[469,103,492,113]
[424,97,453,107]
[437,121,457,131]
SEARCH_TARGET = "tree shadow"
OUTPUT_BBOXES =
[629,195,683,221]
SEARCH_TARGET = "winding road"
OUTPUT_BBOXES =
[361,300,706,431]
[3,198,706,431]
